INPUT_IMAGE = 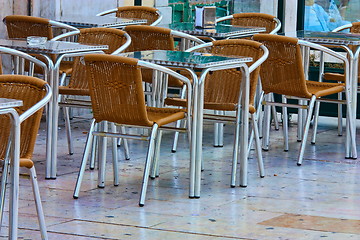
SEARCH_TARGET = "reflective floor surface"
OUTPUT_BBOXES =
[1,114,359,239]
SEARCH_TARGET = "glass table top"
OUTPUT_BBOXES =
[59,16,147,28]
[0,98,22,109]
[119,50,252,69]
[281,30,360,45]
[0,39,108,54]
[159,22,266,38]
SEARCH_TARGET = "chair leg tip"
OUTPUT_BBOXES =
[297,140,302,142]
[73,196,78,199]
[69,152,74,155]
[260,175,265,178]
[150,176,156,180]
[139,203,144,207]
[297,163,302,166]
[240,185,247,188]
[311,142,315,145]
[262,148,269,152]
[284,150,288,152]
[97,185,105,188]
[89,167,95,170]
[171,150,177,153]
[125,158,130,160]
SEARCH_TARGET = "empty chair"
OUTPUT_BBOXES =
[97,6,163,26]
[165,39,268,187]
[3,15,79,73]
[216,12,281,34]
[253,34,356,165]
[52,27,131,155]
[73,54,192,206]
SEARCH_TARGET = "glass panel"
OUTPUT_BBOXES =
[303,0,360,32]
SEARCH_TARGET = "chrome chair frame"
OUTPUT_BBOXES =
[74,57,192,207]
[0,47,52,240]
[260,39,356,165]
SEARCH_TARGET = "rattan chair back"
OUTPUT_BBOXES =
[253,34,312,98]
[124,25,174,52]
[4,15,53,39]
[113,6,160,26]
[65,28,129,95]
[231,13,278,34]
[0,75,47,160]
[203,39,263,110]
[85,54,153,127]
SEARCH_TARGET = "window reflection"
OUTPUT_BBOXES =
[304,0,359,31]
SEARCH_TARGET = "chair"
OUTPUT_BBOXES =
[165,39,268,187]
[3,15,79,74]
[73,54,192,207]
[0,48,52,239]
[215,12,281,147]
[216,12,281,34]
[314,22,360,143]
[96,6,163,26]
[253,34,356,165]
[123,25,203,103]
[52,27,131,155]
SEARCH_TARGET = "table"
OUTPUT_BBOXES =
[119,50,253,198]
[59,16,147,29]
[159,22,266,39]
[0,98,22,239]
[0,39,108,179]
[281,30,359,159]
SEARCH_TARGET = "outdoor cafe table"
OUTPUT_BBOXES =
[159,22,266,40]
[58,16,147,29]
[0,39,108,179]
[281,30,360,159]
[0,98,22,239]
[119,50,253,197]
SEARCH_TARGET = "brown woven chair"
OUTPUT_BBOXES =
[123,25,203,98]
[165,39,268,186]
[253,34,355,165]
[216,13,281,34]
[55,27,131,155]
[0,75,51,240]
[73,54,191,206]
[3,15,79,74]
[315,22,360,142]
[96,6,163,26]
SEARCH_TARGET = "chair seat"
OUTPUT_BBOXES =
[59,86,90,96]
[146,106,185,126]
[306,80,344,97]
[59,61,74,75]
[323,72,360,83]
[165,98,256,114]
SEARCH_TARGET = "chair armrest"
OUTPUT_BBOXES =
[269,18,281,34]
[151,11,163,26]
[171,30,205,46]
[216,15,233,23]
[96,8,118,16]
[19,83,52,123]
[111,32,132,55]
[332,23,353,32]
[138,60,192,112]
[49,20,79,32]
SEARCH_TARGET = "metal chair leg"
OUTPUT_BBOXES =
[311,101,321,144]
[89,123,98,170]
[262,94,271,151]
[120,126,130,160]
[251,114,265,178]
[110,123,119,186]
[230,108,241,187]
[98,121,108,188]
[0,145,10,229]
[63,107,73,155]
[139,124,158,207]
[297,96,316,166]
[282,95,289,152]
[73,120,96,199]
[270,93,279,130]
[150,130,162,179]
[29,167,48,240]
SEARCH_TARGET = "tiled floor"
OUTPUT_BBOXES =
[1,114,360,239]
